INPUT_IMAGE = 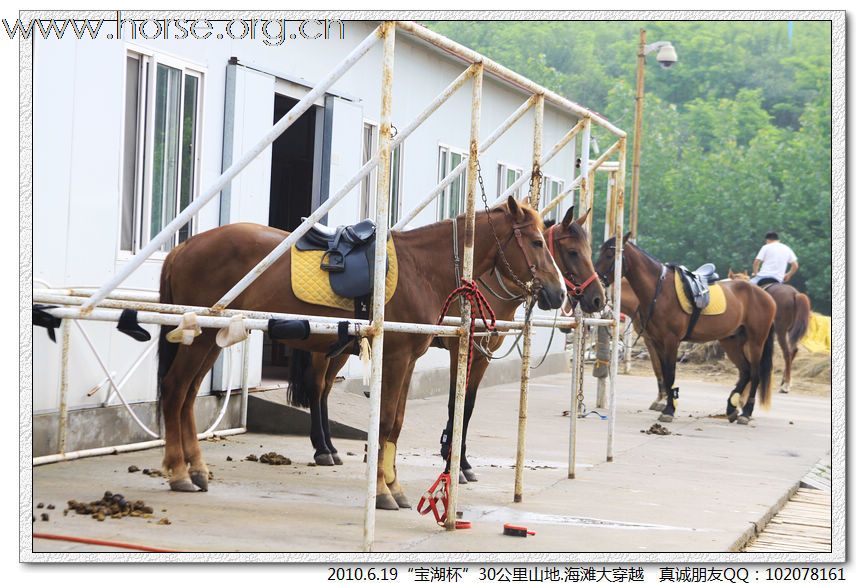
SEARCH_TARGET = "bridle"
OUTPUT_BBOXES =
[547,224,599,298]
[596,241,626,287]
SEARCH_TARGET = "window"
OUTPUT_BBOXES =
[359,122,376,219]
[358,124,402,227]
[437,145,468,220]
[542,176,566,221]
[121,50,203,253]
[497,163,524,198]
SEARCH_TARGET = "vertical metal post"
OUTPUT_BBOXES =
[240,336,250,429]
[578,121,592,217]
[597,172,616,407]
[630,29,647,242]
[57,320,71,454]
[445,63,483,531]
[606,140,627,463]
[567,309,583,479]
[514,95,544,503]
[362,22,393,553]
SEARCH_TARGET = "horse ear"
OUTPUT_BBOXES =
[561,206,574,228]
[576,207,591,227]
[728,268,734,278]
[507,195,523,218]
[623,231,632,244]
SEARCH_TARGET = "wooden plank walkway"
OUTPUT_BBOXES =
[745,460,831,553]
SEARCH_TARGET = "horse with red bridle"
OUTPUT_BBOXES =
[157,196,565,510]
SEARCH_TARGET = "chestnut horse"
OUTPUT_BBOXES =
[594,235,776,424]
[437,207,606,481]
[728,270,812,393]
[157,197,565,511]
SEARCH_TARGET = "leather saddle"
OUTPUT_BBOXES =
[296,219,381,300]
[672,263,719,311]
[755,276,781,290]
[670,263,719,341]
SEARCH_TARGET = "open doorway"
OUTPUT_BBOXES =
[261,93,322,385]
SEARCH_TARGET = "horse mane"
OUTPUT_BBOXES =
[543,219,555,229]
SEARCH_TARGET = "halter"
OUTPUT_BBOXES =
[597,241,626,287]
[547,224,600,297]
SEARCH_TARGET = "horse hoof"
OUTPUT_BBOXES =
[375,493,400,510]
[314,453,335,466]
[727,412,739,423]
[780,385,790,394]
[190,471,209,492]
[737,416,751,425]
[169,478,199,492]
[330,453,343,466]
[459,471,468,485]
[391,491,412,509]
[649,402,664,412]
[658,414,674,423]
[462,467,478,482]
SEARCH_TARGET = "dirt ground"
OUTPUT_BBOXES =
[624,337,831,398]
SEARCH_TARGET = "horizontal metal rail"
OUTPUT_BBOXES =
[395,21,626,139]
[494,118,588,204]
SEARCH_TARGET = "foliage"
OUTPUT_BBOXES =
[426,20,832,312]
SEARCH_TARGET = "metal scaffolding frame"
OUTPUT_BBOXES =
[32,21,626,551]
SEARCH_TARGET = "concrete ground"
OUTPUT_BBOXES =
[29,371,831,555]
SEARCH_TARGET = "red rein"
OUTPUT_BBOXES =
[436,278,497,392]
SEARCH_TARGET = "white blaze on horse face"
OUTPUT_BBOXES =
[539,227,567,306]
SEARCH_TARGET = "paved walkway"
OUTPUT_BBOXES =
[30,371,831,555]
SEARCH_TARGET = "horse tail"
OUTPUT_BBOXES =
[287,349,313,408]
[758,324,775,410]
[157,253,179,390]
[788,292,812,347]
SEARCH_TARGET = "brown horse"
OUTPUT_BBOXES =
[728,270,812,393]
[594,235,777,424]
[157,197,565,510]
[437,207,605,481]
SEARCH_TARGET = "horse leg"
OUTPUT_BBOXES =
[307,352,334,466]
[383,359,417,509]
[321,354,350,465]
[180,337,222,491]
[719,336,749,423]
[777,329,792,393]
[646,343,666,411]
[374,353,408,510]
[739,332,768,424]
[458,356,489,482]
[160,333,218,492]
[655,338,680,423]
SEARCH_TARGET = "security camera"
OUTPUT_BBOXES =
[656,44,678,69]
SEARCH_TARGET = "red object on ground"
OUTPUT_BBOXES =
[33,532,180,552]
[503,523,536,537]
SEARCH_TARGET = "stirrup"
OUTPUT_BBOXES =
[216,314,249,348]
[166,312,202,345]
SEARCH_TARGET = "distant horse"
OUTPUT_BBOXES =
[729,270,812,393]
[158,197,565,511]
[436,207,605,481]
[594,235,776,424]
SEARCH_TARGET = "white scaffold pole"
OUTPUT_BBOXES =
[567,308,583,479]
[606,139,627,463]
[81,25,385,313]
[513,94,544,504]
[363,21,395,553]
[445,63,483,531]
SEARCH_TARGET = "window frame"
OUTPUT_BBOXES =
[542,175,567,222]
[496,162,525,199]
[359,120,378,220]
[436,143,469,221]
[118,46,205,259]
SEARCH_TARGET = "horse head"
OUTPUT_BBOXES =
[545,206,605,313]
[489,196,566,311]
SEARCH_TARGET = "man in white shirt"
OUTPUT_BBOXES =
[751,231,799,285]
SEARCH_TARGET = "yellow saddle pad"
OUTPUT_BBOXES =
[673,271,727,315]
[291,239,398,311]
